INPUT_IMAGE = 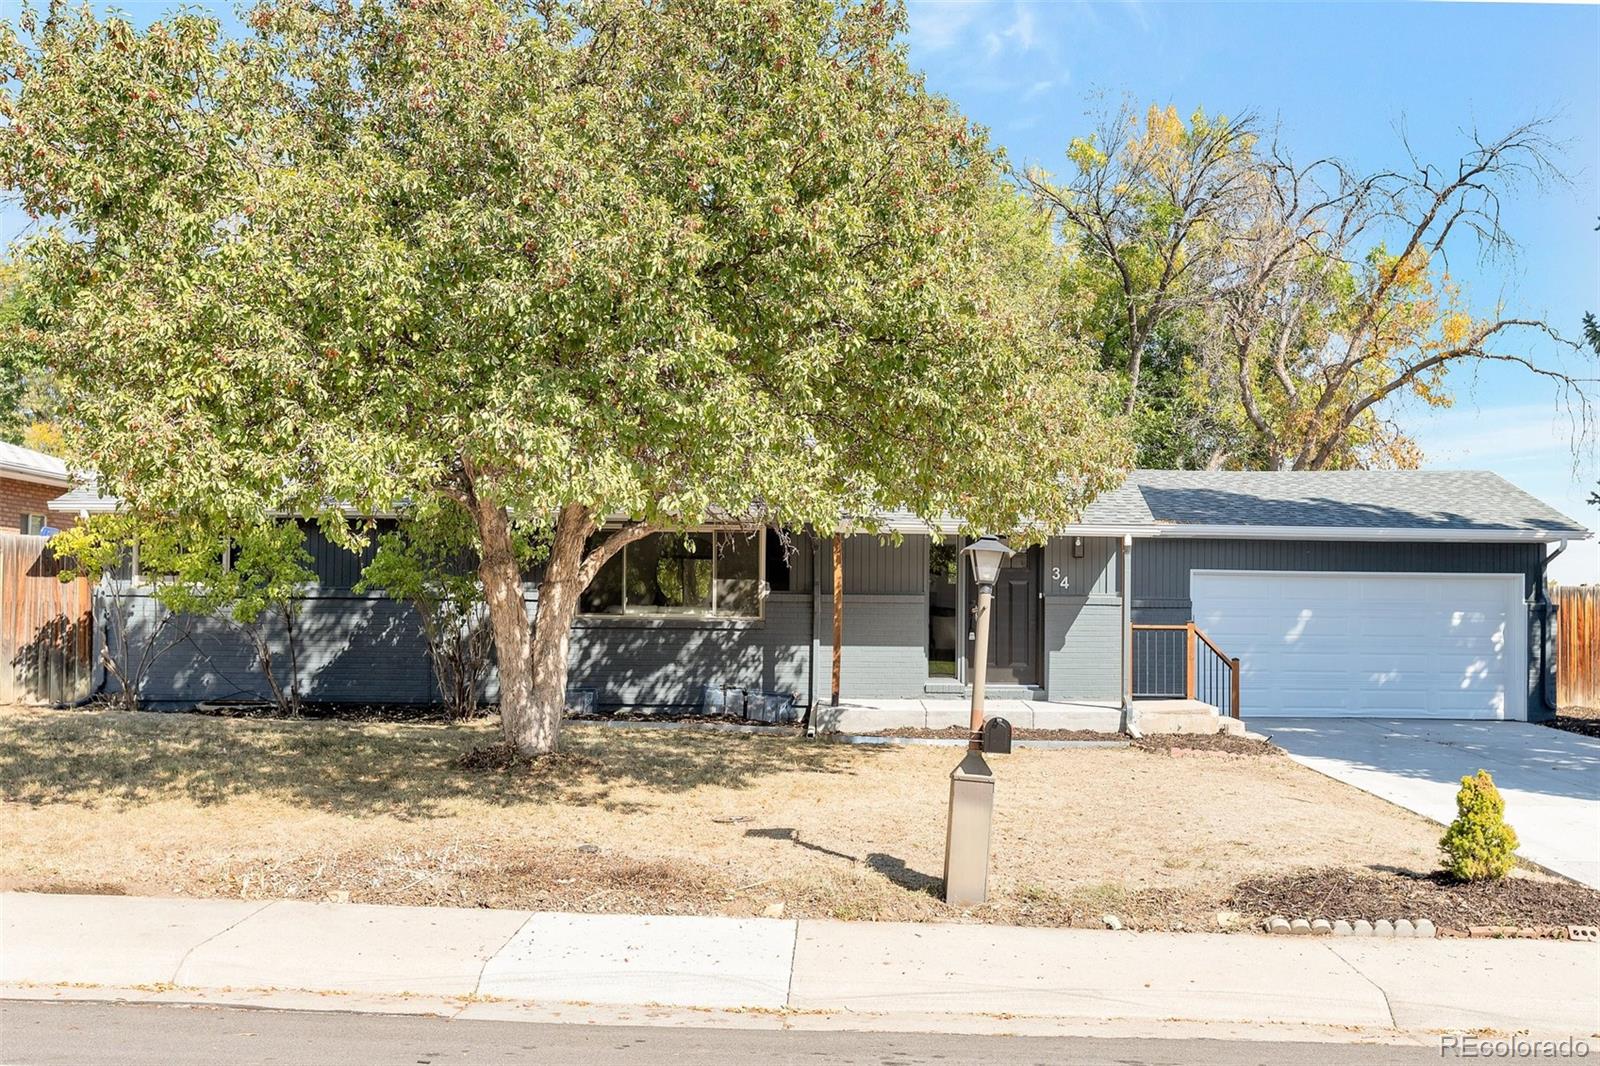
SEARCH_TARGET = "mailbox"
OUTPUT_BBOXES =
[981,717,1012,754]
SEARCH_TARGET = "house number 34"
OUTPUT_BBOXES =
[1050,567,1070,590]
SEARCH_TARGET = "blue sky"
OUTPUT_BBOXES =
[903,0,1600,580]
[3,1,1597,576]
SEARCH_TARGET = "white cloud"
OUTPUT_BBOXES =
[906,0,986,53]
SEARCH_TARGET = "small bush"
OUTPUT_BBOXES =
[1439,769,1520,882]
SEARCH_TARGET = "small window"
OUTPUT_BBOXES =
[21,513,45,536]
[764,529,795,592]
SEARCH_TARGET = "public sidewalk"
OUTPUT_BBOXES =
[2,893,1596,1040]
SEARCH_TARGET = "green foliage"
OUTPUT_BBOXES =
[0,257,60,447]
[2,0,1131,748]
[0,0,1129,540]
[157,521,314,628]
[1439,769,1520,882]
[54,513,315,713]
[356,502,512,718]
[51,513,196,711]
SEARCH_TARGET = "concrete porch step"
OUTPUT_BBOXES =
[1134,698,1244,737]
[812,699,1122,734]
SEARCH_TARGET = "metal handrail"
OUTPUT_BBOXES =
[1131,622,1241,718]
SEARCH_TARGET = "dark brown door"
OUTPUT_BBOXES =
[967,546,1040,686]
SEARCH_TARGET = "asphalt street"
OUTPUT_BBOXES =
[0,1000,1475,1066]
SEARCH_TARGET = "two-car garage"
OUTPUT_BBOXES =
[1190,570,1529,721]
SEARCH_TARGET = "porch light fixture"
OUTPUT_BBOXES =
[944,535,1014,907]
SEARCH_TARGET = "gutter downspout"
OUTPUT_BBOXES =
[1537,540,1568,716]
[1120,534,1140,738]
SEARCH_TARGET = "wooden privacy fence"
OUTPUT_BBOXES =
[1557,586,1600,710]
[0,532,94,705]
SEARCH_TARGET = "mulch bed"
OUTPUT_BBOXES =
[173,701,800,728]
[1229,867,1600,932]
[455,741,600,774]
[867,726,1121,741]
[864,725,1280,755]
[1133,733,1281,756]
[190,700,473,723]
[1545,705,1600,739]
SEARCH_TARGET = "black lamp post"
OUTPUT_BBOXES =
[943,535,1014,905]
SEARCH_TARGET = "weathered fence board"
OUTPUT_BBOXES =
[1557,586,1599,710]
[1,532,94,705]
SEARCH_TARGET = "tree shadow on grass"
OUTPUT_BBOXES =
[0,709,883,821]
[742,826,942,899]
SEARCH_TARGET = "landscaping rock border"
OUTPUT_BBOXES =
[1265,915,1437,938]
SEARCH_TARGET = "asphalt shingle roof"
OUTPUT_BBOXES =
[46,468,1592,539]
[1079,469,1590,536]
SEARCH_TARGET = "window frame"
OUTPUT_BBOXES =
[580,527,768,622]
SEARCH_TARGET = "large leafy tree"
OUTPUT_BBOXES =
[1032,105,1591,469]
[1,0,1128,754]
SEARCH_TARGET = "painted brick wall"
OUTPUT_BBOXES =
[814,594,927,698]
[108,588,817,709]
[0,477,72,533]
[1043,597,1121,702]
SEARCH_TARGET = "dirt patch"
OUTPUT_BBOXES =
[0,705,1475,932]
[1230,866,1600,931]
[1545,705,1600,739]
[1133,733,1282,757]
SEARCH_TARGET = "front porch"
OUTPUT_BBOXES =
[810,696,1240,735]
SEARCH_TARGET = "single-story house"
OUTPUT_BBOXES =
[1,442,74,534]
[49,469,1590,725]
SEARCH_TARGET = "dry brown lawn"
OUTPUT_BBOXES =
[0,705,1457,929]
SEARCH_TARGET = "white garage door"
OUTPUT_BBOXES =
[1190,571,1527,720]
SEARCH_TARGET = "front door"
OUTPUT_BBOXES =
[967,546,1040,686]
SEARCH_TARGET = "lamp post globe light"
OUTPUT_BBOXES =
[943,535,1014,906]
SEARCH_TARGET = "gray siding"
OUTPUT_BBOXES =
[1131,537,1549,720]
[108,527,1550,716]
[1039,536,1121,701]
[1131,538,1542,617]
[1042,535,1119,597]
[100,529,941,709]
[825,535,928,596]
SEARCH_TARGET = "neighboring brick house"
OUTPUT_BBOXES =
[0,442,75,534]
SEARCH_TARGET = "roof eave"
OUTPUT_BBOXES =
[1128,523,1591,544]
[1,467,74,488]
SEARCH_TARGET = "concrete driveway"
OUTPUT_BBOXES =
[1251,719,1600,889]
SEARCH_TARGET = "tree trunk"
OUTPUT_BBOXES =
[522,505,592,755]
[282,604,302,715]
[473,495,548,754]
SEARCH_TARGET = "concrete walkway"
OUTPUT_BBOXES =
[2,893,1595,1038]
[1253,719,1600,889]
